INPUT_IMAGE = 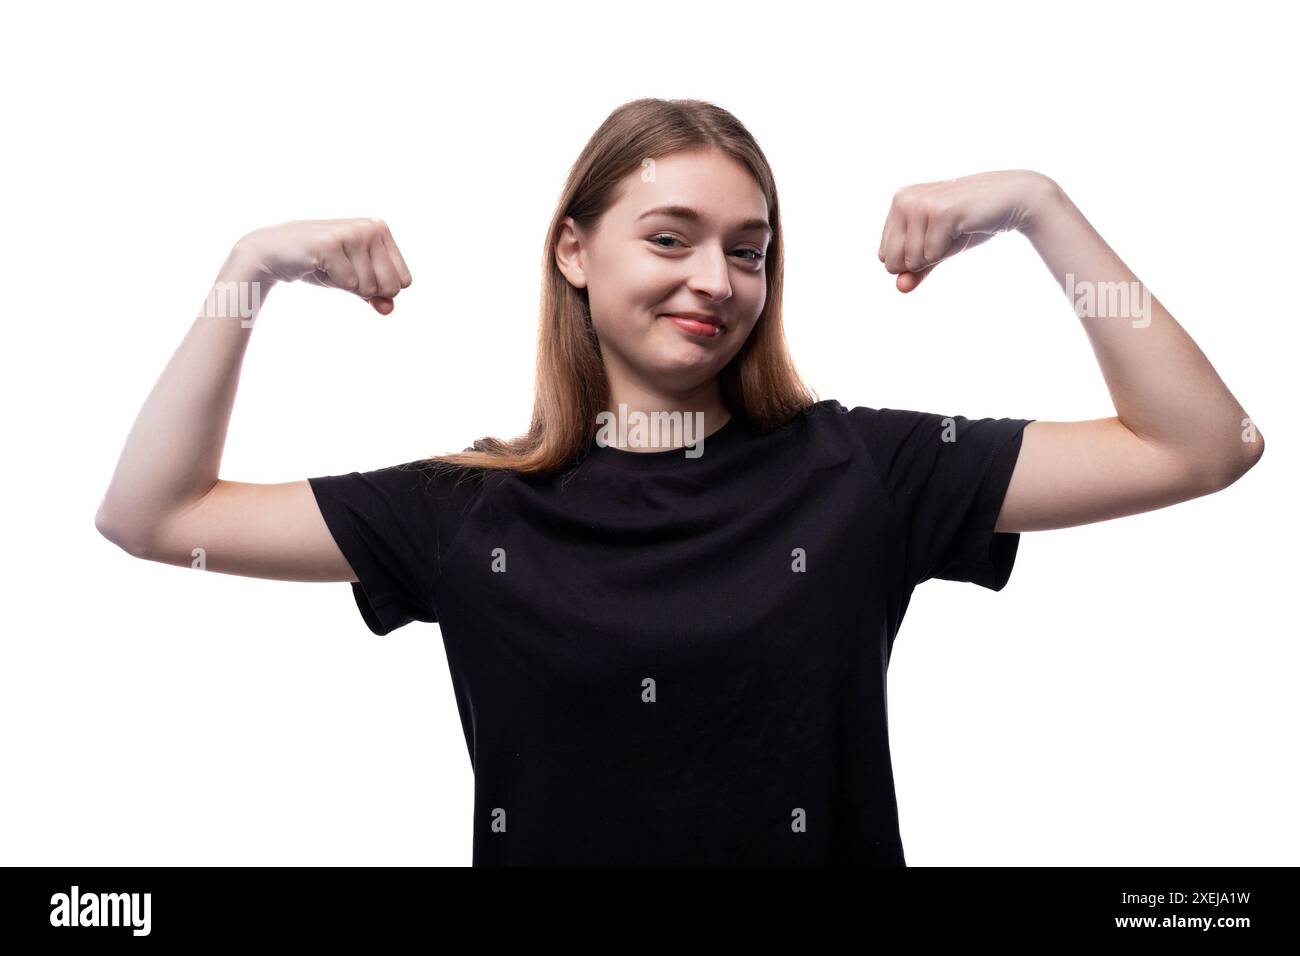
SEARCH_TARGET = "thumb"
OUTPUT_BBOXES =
[896,263,936,293]
[370,295,395,315]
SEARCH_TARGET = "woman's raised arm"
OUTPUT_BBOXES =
[94,218,413,582]
[877,171,1263,533]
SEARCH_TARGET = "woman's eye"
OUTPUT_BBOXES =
[649,234,766,264]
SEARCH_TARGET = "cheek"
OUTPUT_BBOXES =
[625,256,684,303]
[593,259,680,323]
[740,275,767,324]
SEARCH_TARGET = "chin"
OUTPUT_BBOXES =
[647,348,725,381]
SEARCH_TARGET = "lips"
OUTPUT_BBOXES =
[663,313,726,339]
[660,311,724,329]
[655,314,728,335]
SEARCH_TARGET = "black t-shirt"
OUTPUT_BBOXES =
[307,398,1034,865]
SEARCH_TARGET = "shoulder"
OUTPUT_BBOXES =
[805,399,983,446]
[795,397,886,445]
[387,458,503,512]
[795,398,897,430]
[762,398,883,469]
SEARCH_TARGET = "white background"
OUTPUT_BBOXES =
[2,0,1294,866]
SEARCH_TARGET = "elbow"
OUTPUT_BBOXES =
[95,507,149,558]
[1200,431,1265,493]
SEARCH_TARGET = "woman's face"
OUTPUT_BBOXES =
[557,147,771,395]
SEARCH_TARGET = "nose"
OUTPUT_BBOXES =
[685,242,734,303]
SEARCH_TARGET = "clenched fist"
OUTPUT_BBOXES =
[234,218,413,314]
[877,170,1059,293]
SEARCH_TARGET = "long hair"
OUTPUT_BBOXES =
[423,97,819,477]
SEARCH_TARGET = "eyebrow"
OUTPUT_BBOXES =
[635,205,772,237]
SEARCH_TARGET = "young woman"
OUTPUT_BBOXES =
[95,98,1263,866]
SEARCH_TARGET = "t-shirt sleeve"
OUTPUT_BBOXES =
[847,404,1035,592]
[307,460,464,636]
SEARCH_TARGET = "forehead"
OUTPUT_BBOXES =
[607,148,769,229]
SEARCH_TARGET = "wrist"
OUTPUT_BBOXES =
[202,244,275,326]
[1016,172,1068,239]
[217,241,276,288]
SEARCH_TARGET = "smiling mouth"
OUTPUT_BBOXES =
[661,313,725,338]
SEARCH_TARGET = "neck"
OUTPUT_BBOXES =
[601,378,730,452]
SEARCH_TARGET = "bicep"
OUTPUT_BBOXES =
[995,418,1215,533]
[128,479,357,583]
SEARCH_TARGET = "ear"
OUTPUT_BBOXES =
[554,216,588,289]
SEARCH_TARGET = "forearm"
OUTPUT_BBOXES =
[1019,180,1262,481]
[95,245,275,546]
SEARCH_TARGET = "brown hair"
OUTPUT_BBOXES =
[423,97,818,478]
